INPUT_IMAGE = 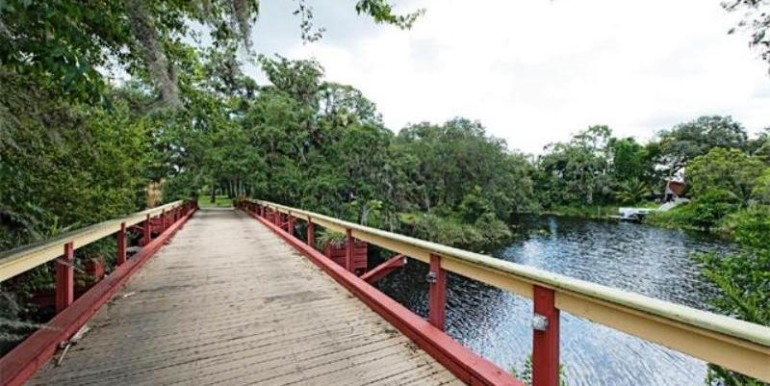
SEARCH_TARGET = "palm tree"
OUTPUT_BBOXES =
[615,178,652,205]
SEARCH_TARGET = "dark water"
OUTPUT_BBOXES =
[374,216,736,386]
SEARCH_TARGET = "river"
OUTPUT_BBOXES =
[373,215,736,386]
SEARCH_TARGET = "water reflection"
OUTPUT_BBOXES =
[375,216,735,386]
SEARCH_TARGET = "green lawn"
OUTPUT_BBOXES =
[198,195,233,208]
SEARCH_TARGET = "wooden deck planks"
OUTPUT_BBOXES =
[26,208,458,385]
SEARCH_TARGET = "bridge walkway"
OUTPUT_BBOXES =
[27,208,459,386]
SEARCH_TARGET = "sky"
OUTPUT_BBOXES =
[245,0,770,154]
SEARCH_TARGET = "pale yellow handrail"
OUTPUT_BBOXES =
[251,199,770,382]
[0,201,185,283]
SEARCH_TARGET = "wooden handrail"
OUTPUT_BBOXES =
[249,199,770,382]
[0,200,186,282]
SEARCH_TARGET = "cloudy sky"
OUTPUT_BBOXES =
[246,0,770,154]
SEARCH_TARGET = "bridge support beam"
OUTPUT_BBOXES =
[532,285,560,386]
[55,242,74,314]
[117,222,127,266]
[360,254,406,284]
[428,253,447,331]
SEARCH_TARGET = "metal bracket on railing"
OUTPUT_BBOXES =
[426,271,437,284]
[532,313,548,331]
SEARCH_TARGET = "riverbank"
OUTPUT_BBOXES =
[397,212,514,251]
[534,204,731,236]
[535,205,621,220]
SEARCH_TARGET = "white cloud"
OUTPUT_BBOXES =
[247,0,770,154]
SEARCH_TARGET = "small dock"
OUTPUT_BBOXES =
[26,209,459,385]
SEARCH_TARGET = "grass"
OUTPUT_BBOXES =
[198,195,233,208]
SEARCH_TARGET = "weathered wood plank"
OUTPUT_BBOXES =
[26,208,457,385]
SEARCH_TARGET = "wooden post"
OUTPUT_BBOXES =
[428,253,447,330]
[307,217,315,247]
[532,285,560,386]
[142,214,151,246]
[117,222,127,266]
[56,242,74,313]
[345,229,354,272]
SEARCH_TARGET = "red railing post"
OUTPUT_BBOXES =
[307,217,314,247]
[117,222,127,266]
[288,213,295,236]
[428,253,447,330]
[161,209,166,233]
[345,228,354,272]
[142,214,151,246]
[532,285,560,386]
[55,242,74,314]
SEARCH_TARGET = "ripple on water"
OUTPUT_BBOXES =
[375,215,734,386]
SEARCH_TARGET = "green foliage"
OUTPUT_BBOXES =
[645,204,697,229]
[0,0,414,107]
[722,206,770,250]
[657,115,748,175]
[694,206,770,385]
[511,356,569,386]
[316,229,347,250]
[751,168,770,204]
[614,178,652,205]
[688,148,765,207]
[458,186,494,223]
[689,190,740,231]
[355,0,425,29]
[405,212,511,250]
[393,118,535,218]
[0,72,150,249]
[537,125,618,207]
[608,137,654,184]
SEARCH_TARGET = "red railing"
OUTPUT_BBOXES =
[240,200,521,385]
[242,199,770,386]
[0,200,198,386]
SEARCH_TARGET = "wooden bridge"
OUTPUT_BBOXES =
[1,200,769,386]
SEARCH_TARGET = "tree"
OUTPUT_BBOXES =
[747,127,770,162]
[608,137,653,184]
[656,116,748,178]
[393,118,534,219]
[750,168,770,204]
[0,0,421,108]
[615,178,652,205]
[0,71,150,249]
[536,125,613,206]
[687,147,766,207]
